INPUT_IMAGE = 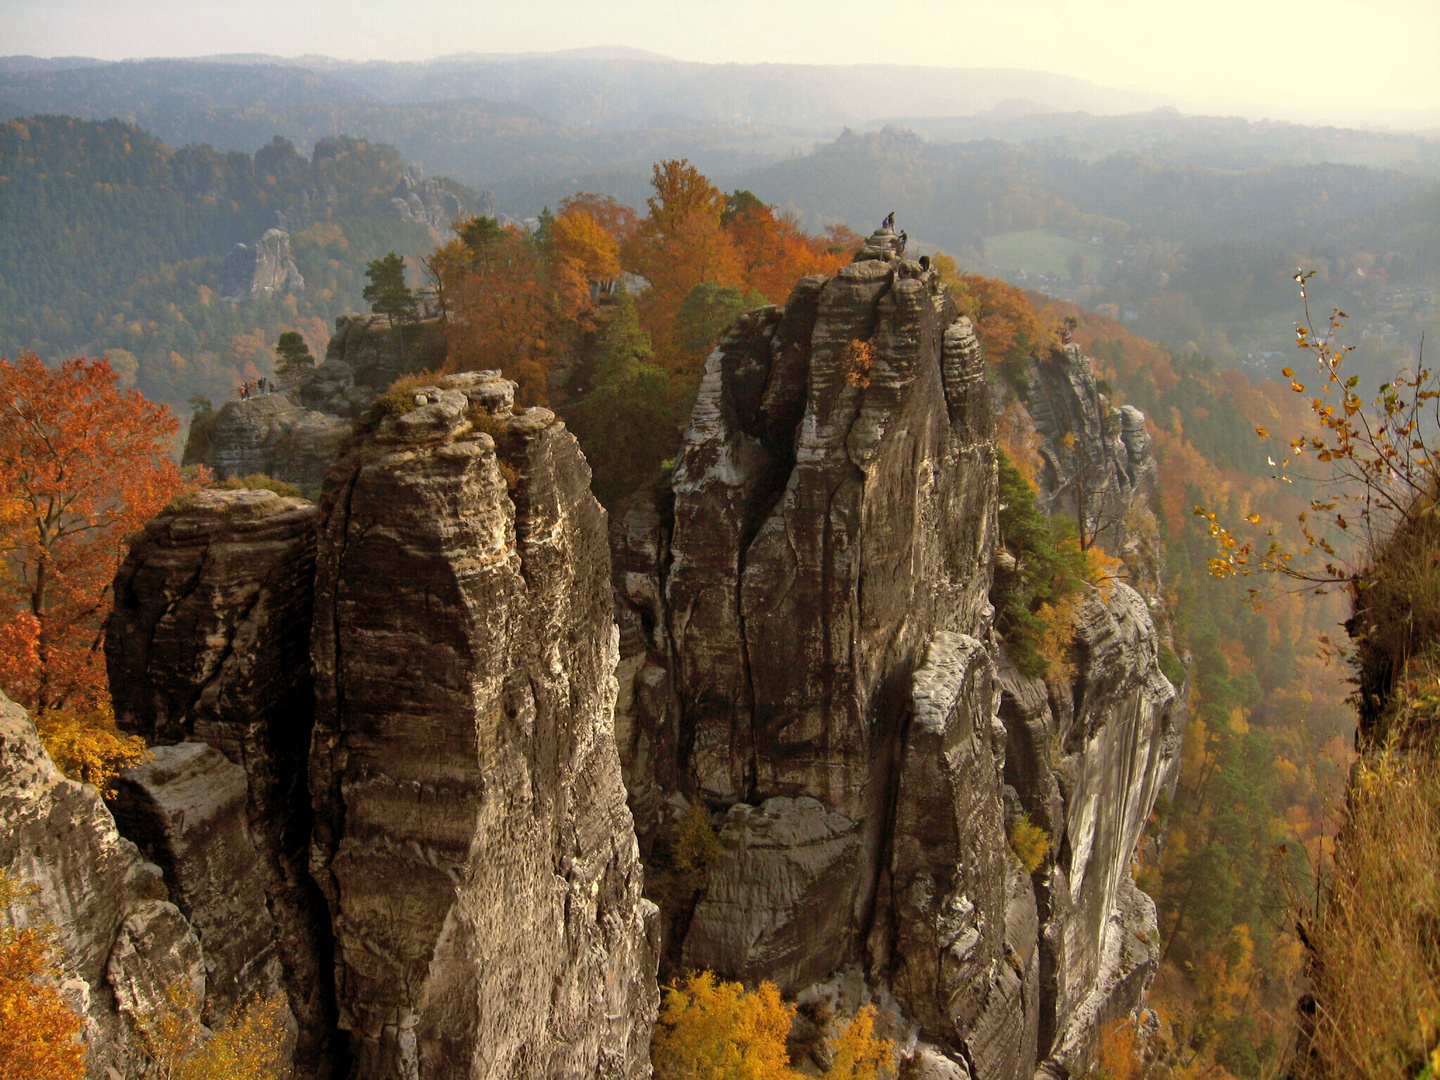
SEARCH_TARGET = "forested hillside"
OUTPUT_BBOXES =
[0,115,465,410]
[4,56,1437,392]
[0,110,1399,1071]
[1035,299,1355,1073]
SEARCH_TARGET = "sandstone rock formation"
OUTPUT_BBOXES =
[185,314,449,493]
[1028,344,1157,555]
[313,313,447,413]
[109,744,295,1037]
[219,227,305,301]
[613,229,1179,1077]
[390,169,469,239]
[22,221,1184,1079]
[106,488,331,1075]
[307,371,657,1079]
[1000,585,1178,1076]
[0,691,206,1080]
[185,393,350,491]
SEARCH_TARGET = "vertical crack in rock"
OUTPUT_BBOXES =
[106,487,335,1077]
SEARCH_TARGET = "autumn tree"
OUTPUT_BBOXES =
[444,227,561,405]
[136,978,288,1080]
[723,191,849,305]
[0,870,86,1080]
[628,160,743,357]
[0,353,195,788]
[651,971,894,1080]
[933,254,1058,389]
[550,208,623,322]
[558,192,640,250]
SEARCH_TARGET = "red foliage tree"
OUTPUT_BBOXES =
[0,353,195,715]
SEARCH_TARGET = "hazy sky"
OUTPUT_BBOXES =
[5,0,1439,124]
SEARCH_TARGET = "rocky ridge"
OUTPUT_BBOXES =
[184,314,447,490]
[612,228,1180,1077]
[389,170,469,239]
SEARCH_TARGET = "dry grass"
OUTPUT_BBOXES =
[1299,749,1440,1077]
[209,474,304,499]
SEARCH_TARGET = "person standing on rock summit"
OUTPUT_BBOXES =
[882,211,895,231]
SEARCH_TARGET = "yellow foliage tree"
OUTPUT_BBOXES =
[1009,812,1052,874]
[652,972,795,1080]
[824,1005,893,1080]
[34,701,146,798]
[651,971,893,1080]
[0,871,86,1080]
[551,208,622,320]
[1093,1017,1144,1080]
[137,977,289,1080]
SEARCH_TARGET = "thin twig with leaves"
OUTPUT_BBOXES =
[1196,269,1435,608]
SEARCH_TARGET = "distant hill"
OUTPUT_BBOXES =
[733,127,1440,374]
[0,54,1166,131]
[0,115,469,411]
[3,54,1437,389]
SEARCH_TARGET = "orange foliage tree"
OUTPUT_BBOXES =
[442,228,561,405]
[0,871,86,1080]
[550,208,623,321]
[628,161,744,358]
[934,255,1058,374]
[0,353,196,786]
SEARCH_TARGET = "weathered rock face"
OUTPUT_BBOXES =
[390,169,468,239]
[106,488,333,1076]
[308,371,657,1079]
[999,585,1179,1076]
[186,393,351,491]
[219,227,305,301]
[1007,344,1180,1074]
[109,744,295,1037]
[185,315,452,490]
[615,230,1015,1047]
[0,692,206,1080]
[1028,344,1157,555]
[614,230,1179,1077]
